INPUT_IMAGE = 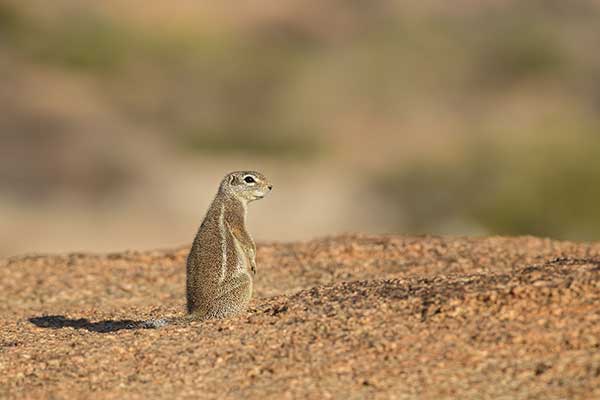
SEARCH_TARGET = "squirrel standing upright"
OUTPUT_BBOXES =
[186,171,272,319]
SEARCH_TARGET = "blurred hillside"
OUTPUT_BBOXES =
[1,0,600,256]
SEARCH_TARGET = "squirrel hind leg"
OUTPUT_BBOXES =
[205,275,253,319]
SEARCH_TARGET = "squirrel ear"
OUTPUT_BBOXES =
[229,174,238,185]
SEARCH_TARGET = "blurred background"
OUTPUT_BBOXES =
[2,0,600,257]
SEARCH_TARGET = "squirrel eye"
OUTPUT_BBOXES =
[244,176,256,184]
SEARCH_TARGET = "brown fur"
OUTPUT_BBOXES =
[186,171,272,319]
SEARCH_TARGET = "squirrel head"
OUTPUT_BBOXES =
[219,171,273,204]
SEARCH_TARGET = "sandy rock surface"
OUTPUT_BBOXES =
[1,234,599,399]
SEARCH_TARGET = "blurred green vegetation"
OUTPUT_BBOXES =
[477,23,565,86]
[0,2,20,36]
[375,128,600,240]
[3,0,600,241]
[0,3,323,158]
[0,5,132,72]
[31,17,130,72]
[180,128,321,159]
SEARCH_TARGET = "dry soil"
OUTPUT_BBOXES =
[1,234,600,399]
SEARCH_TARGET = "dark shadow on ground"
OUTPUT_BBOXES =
[29,315,162,333]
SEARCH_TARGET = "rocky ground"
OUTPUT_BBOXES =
[1,234,599,399]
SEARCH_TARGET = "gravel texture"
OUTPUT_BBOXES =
[1,234,599,399]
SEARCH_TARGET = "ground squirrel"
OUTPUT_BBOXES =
[186,171,272,319]
[29,171,272,330]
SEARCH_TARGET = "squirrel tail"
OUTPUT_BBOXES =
[136,318,171,329]
[135,315,196,329]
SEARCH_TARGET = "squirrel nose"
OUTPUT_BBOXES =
[268,185,273,191]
